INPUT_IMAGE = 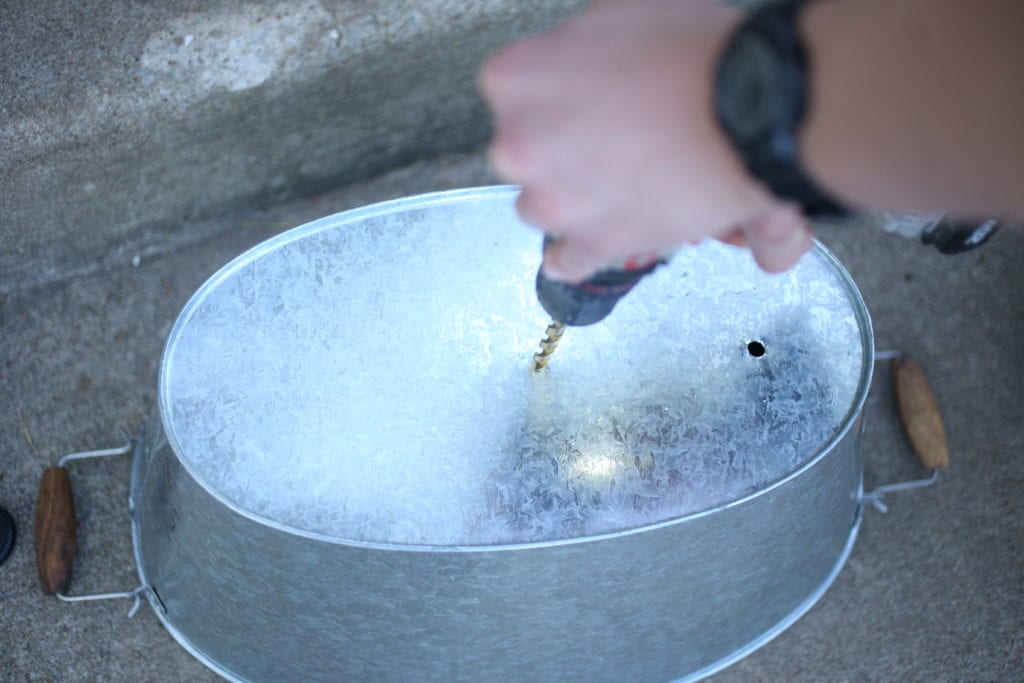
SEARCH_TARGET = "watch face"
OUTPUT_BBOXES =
[719,33,785,141]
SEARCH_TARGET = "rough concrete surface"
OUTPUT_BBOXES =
[2,152,1022,681]
[0,0,585,294]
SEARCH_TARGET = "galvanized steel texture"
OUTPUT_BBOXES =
[130,184,872,679]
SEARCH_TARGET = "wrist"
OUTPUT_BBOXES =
[798,0,1009,215]
[713,0,848,220]
[799,0,867,210]
[690,19,780,229]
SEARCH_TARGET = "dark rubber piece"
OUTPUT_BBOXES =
[0,506,15,565]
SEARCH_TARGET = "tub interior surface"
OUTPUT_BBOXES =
[160,188,866,545]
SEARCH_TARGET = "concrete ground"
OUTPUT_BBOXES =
[1,0,584,293]
[1,151,1022,681]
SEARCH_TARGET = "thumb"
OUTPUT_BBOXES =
[742,204,813,273]
[541,239,611,282]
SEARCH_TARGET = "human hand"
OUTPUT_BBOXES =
[479,0,812,278]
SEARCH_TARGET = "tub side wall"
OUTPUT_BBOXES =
[131,410,863,682]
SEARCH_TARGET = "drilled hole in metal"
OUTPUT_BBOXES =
[747,341,766,358]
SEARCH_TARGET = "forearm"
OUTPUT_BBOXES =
[802,0,1024,218]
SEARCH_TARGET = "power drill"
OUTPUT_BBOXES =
[534,213,999,326]
[527,216,999,371]
[534,236,670,327]
[529,237,669,371]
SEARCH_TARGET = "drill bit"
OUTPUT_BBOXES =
[531,320,567,371]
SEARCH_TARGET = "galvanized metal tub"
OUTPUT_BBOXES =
[131,186,873,682]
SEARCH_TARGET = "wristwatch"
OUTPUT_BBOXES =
[714,0,847,218]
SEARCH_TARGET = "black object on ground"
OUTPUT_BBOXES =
[0,506,15,565]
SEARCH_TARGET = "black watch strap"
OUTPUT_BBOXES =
[715,0,847,219]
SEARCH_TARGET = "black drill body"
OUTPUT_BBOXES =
[535,238,667,326]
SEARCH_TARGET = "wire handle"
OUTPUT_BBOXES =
[863,351,949,513]
[35,442,145,616]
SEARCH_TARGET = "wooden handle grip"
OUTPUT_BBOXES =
[35,466,77,595]
[892,357,949,471]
